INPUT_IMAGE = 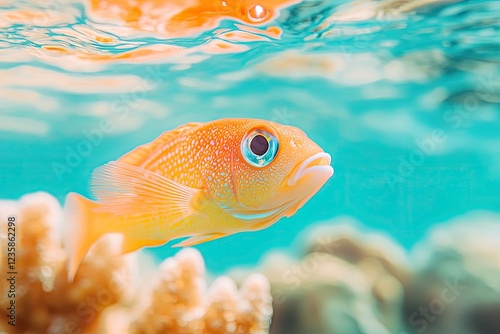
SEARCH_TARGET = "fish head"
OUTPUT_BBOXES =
[218,119,334,230]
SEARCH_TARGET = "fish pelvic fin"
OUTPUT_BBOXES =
[172,233,228,247]
[64,192,111,281]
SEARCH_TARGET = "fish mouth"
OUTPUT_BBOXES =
[287,152,334,187]
[276,151,333,218]
[227,152,333,230]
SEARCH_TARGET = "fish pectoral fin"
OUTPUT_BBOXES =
[90,161,201,222]
[172,233,228,247]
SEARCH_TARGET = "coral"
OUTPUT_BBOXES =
[126,248,272,334]
[0,192,273,334]
[300,219,410,332]
[404,211,500,334]
[237,213,500,334]
[268,253,396,334]
[0,192,136,334]
[3,192,499,334]
[229,217,410,334]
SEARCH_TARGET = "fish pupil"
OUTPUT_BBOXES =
[250,135,269,156]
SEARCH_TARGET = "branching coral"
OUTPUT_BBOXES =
[0,192,136,334]
[128,248,272,334]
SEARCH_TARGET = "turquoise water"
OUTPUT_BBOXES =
[1,0,499,275]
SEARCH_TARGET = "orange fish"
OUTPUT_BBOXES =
[64,119,333,279]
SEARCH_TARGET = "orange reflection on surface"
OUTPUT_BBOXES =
[0,65,156,93]
[219,30,270,42]
[35,40,249,70]
[0,0,297,68]
[42,46,71,54]
[89,0,299,37]
[198,39,249,53]
[41,43,188,63]
[236,24,283,39]
[95,36,114,43]
[254,50,344,78]
[0,9,76,28]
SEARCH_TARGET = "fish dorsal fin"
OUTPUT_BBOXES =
[90,161,201,221]
[119,122,204,166]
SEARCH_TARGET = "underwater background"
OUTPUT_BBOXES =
[0,0,499,333]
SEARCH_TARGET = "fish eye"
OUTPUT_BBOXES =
[241,129,279,167]
[250,135,269,155]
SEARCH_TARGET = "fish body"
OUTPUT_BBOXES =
[65,119,333,279]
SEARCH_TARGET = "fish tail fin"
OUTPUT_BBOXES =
[64,192,108,281]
